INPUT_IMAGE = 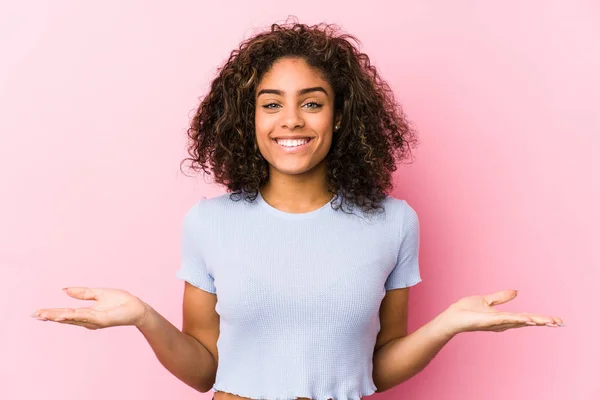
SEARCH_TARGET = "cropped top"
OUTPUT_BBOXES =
[176,190,422,400]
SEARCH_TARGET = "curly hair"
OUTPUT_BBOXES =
[180,18,419,215]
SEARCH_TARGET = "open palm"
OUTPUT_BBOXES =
[31,287,148,330]
[441,289,564,335]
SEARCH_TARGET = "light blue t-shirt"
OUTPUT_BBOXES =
[176,190,421,400]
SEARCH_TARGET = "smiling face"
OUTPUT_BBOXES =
[255,57,339,181]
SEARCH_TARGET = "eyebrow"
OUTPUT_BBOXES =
[256,86,329,98]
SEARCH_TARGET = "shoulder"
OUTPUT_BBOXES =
[197,192,235,209]
[184,192,250,220]
[378,195,419,240]
[346,195,416,230]
[381,194,417,219]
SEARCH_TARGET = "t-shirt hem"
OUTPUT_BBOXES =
[385,276,422,291]
[211,384,377,400]
[176,270,217,294]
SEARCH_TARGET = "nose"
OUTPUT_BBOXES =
[280,106,305,130]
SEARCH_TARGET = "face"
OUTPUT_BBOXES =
[254,57,339,179]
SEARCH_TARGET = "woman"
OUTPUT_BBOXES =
[31,21,564,400]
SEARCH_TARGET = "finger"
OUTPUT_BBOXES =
[63,287,99,301]
[38,307,100,324]
[545,315,565,326]
[32,308,77,320]
[483,311,533,325]
[515,313,558,325]
[495,321,560,331]
[483,290,518,307]
[488,313,565,328]
[490,323,530,332]
[57,307,102,324]
[55,319,99,330]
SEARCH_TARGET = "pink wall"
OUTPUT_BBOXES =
[2,1,598,399]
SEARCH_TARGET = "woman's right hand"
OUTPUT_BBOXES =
[31,287,150,330]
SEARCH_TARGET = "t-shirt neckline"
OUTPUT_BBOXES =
[256,189,335,220]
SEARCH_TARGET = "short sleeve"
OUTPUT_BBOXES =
[175,202,217,294]
[384,200,422,290]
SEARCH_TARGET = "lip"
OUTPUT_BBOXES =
[272,135,315,140]
[272,137,314,153]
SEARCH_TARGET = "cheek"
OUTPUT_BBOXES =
[254,113,272,136]
[254,113,273,156]
[310,112,334,130]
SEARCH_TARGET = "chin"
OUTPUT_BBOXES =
[269,160,314,175]
[272,166,312,176]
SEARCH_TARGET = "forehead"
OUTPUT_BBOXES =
[258,57,330,90]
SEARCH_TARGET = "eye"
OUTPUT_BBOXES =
[262,103,281,109]
[303,102,323,109]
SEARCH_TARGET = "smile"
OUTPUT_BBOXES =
[272,137,314,152]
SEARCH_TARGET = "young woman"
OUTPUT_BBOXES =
[32,21,564,400]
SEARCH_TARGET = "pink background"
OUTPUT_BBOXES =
[1,1,598,399]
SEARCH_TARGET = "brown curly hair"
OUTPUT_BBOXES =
[180,18,419,215]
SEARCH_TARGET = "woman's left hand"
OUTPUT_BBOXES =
[439,289,565,336]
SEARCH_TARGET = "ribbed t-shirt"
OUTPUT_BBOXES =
[176,190,422,400]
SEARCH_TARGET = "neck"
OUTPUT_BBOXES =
[260,162,332,213]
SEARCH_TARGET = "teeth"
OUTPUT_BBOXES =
[275,138,310,147]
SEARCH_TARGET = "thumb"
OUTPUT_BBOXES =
[484,289,518,307]
[62,287,99,301]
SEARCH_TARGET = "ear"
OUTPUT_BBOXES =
[334,113,342,131]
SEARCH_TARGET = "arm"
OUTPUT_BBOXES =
[372,289,560,392]
[372,311,455,393]
[137,282,219,393]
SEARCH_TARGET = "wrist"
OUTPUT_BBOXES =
[135,300,154,331]
[433,309,463,339]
